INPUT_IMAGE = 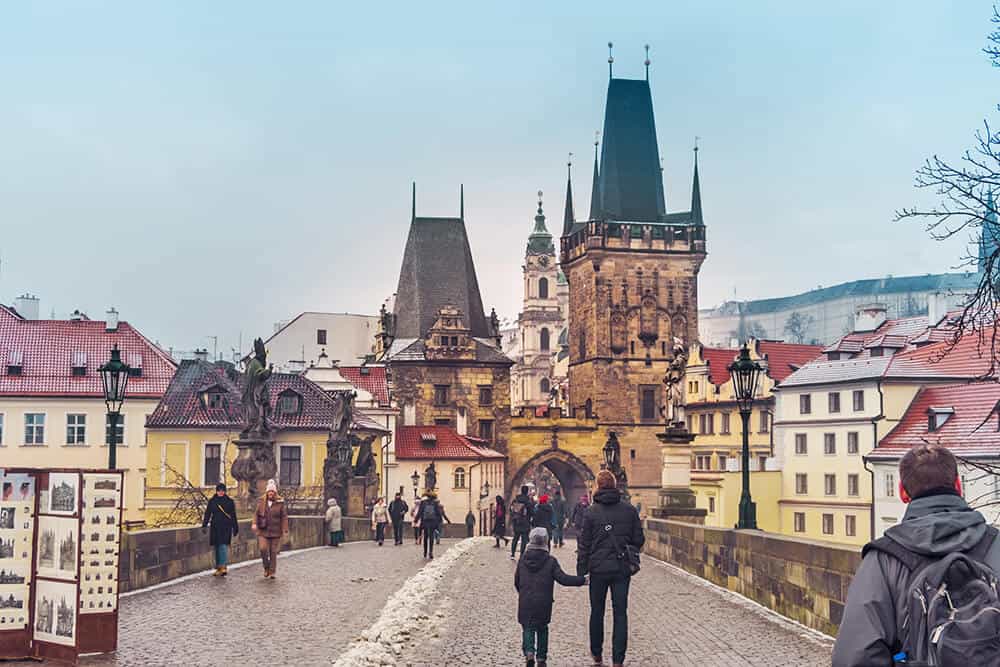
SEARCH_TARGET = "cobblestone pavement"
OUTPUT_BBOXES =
[399,538,834,666]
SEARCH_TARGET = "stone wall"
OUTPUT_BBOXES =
[644,518,860,636]
[119,517,470,593]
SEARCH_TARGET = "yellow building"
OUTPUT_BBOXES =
[684,339,821,529]
[144,359,387,525]
[0,303,177,523]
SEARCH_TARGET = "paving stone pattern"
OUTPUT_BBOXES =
[399,539,834,666]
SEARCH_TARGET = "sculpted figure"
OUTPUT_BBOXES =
[242,338,273,436]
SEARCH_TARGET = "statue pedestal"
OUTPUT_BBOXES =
[230,435,277,512]
[347,477,369,517]
[653,425,706,524]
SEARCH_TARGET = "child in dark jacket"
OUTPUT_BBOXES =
[514,527,586,667]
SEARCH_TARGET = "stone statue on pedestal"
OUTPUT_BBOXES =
[241,338,273,438]
[231,338,277,510]
[323,391,357,511]
[662,337,689,428]
[424,462,437,491]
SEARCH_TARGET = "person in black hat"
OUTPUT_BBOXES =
[202,483,239,576]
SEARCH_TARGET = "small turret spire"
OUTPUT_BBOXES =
[644,44,650,81]
[563,153,575,235]
[411,182,416,220]
[691,141,703,226]
[460,183,464,220]
[608,42,614,79]
[589,132,601,221]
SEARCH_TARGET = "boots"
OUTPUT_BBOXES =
[220,566,228,576]
[212,567,222,577]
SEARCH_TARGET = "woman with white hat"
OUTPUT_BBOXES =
[251,479,288,578]
[325,497,343,547]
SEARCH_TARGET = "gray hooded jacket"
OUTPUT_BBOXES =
[832,493,1000,666]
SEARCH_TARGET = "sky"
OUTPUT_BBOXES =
[1,1,998,359]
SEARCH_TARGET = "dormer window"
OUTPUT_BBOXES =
[927,406,954,432]
[870,347,884,358]
[277,389,302,416]
[827,352,841,361]
[71,351,87,377]
[128,353,143,377]
[420,432,437,447]
[206,392,226,410]
[7,350,23,376]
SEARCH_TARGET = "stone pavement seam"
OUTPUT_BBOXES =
[333,537,488,666]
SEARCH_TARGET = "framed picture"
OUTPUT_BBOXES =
[36,516,78,581]
[0,506,14,530]
[33,579,76,647]
[47,474,78,516]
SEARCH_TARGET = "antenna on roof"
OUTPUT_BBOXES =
[644,44,651,80]
[411,182,416,220]
[460,184,465,220]
[608,42,614,79]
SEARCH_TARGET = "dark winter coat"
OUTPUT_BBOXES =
[514,548,585,626]
[202,495,238,546]
[419,495,444,527]
[576,489,644,577]
[832,493,1000,667]
[533,503,554,531]
[493,504,507,537]
[509,493,535,533]
[571,501,588,529]
[388,498,409,522]
[550,497,567,525]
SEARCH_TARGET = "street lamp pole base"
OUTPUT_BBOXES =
[737,496,758,530]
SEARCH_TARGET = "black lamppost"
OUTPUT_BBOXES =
[99,345,131,470]
[729,343,764,530]
[411,470,420,499]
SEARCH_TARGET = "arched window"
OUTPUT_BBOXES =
[538,277,549,299]
[540,328,550,351]
[540,378,551,395]
[454,467,466,489]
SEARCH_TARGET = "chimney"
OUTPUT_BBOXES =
[287,359,306,374]
[14,294,39,320]
[927,292,950,326]
[105,307,120,332]
[193,348,209,362]
[69,310,86,322]
[853,304,888,333]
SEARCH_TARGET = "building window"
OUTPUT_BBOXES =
[824,433,836,455]
[721,413,731,434]
[105,414,125,446]
[24,413,45,445]
[828,392,841,413]
[822,513,834,535]
[825,474,837,496]
[845,515,857,537]
[706,413,715,434]
[579,332,586,358]
[204,444,222,486]
[686,414,694,433]
[538,277,549,299]
[434,385,450,406]
[758,455,768,471]
[279,446,302,487]
[277,392,301,415]
[794,433,807,455]
[695,455,711,470]
[640,387,657,421]
[885,472,896,498]
[799,395,812,414]
[207,392,226,410]
[478,419,494,442]
[718,454,728,471]
[540,328,550,352]
[794,512,806,533]
[0,414,4,445]
[870,347,884,357]
[478,385,493,406]
[689,380,700,394]
[699,414,706,434]
[66,414,87,445]
[848,474,859,497]
[828,352,841,361]
[454,467,466,489]
[758,411,770,434]
[434,418,452,427]
[795,473,808,494]
[540,378,550,395]
[853,390,865,411]
[317,329,327,345]
[708,497,716,513]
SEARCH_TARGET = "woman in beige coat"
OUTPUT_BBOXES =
[325,498,344,547]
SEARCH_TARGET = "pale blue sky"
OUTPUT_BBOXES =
[1,1,996,357]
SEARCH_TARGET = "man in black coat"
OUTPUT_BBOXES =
[515,527,585,666]
[577,471,644,667]
[202,483,239,576]
[509,486,535,560]
[388,492,409,546]
[533,495,555,549]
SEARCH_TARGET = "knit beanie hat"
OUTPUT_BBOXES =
[539,494,549,504]
[266,479,278,494]
[526,527,549,551]
[596,470,617,490]
[327,498,337,506]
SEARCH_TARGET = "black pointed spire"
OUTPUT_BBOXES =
[608,42,614,79]
[644,44,650,81]
[691,143,703,226]
[411,182,416,220]
[563,154,575,235]
[588,133,601,221]
[460,183,464,220]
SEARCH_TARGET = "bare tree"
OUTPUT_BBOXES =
[783,311,814,345]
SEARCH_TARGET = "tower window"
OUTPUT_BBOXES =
[538,277,549,299]
[540,378,551,395]
[540,328,550,352]
[579,332,586,358]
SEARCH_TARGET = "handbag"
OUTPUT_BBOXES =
[595,506,641,577]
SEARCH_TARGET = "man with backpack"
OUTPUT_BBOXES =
[833,443,1000,667]
[510,486,535,560]
[418,490,449,559]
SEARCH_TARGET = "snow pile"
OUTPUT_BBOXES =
[332,537,487,666]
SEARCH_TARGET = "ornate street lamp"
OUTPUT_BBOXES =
[99,345,130,470]
[602,432,620,471]
[729,343,764,530]
[411,469,420,499]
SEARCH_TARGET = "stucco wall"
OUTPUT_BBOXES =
[643,518,859,636]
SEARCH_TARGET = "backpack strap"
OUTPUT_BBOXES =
[967,526,999,563]
[862,536,931,572]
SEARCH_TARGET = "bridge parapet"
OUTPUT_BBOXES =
[643,518,859,637]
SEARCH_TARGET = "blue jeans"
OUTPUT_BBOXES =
[214,543,229,568]
[522,625,549,660]
[552,523,564,546]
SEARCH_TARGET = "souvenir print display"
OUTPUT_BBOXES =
[46,474,78,516]
[0,563,29,629]
[79,473,122,615]
[33,579,76,647]
[36,516,78,582]
[0,471,34,631]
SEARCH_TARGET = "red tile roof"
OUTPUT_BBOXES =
[887,327,999,380]
[702,347,738,386]
[147,359,388,432]
[394,425,505,460]
[338,366,389,406]
[757,341,824,382]
[872,382,1000,458]
[0,305,176,398]
[823,316,933,356]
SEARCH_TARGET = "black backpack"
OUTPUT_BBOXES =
[510,499,529,521]
[421,500,439,522]
[864,527,1000,666]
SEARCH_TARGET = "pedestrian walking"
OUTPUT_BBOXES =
[570,494,589,534]
[251,479,289,579]
[577,470,644,667]
[833,444,1000,667]
[388,492,409,546]
[435,500,450,544]
[371,497,390,546]
[509,485,535,560]
[202,482,238,576]
[412,497,423,545]
[550,489,567,548]
[493,495,510,548]
[419,490,448,559]
[533,494,554,549]
[325,497,344,547]
[515,527,586,667]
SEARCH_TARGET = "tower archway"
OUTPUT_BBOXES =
[509,448,596,510]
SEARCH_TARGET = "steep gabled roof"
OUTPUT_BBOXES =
[394,425,505,460]
[757,341,824,382]
[886,328,998,380]
[338,366,389,406]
